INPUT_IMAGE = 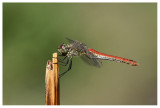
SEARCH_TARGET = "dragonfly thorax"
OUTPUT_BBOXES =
[58,43,76,57]
[58,43,83,57]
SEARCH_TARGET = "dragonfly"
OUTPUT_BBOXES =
[58,38,139,78]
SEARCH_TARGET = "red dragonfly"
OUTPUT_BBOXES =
[58,38,139,77]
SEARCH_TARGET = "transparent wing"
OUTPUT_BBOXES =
[66,37,75,43]
[81,55,102,68]
[66,38,89,54]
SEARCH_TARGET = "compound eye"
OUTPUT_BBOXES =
[62,46,66,49]
[59,43,64,49]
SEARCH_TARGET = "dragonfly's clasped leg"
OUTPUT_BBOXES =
[59,58,72,78]
[58,56,67,62]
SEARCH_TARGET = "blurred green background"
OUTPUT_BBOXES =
[3,3,157,105]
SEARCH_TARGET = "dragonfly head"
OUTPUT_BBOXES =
[58,43,68,56]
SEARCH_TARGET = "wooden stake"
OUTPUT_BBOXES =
[45,53,60,105]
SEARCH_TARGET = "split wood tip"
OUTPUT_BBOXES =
[53,53,58,57]
[45,52,60,105]
[52,53,58,64]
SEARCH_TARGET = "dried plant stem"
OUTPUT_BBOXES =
[45,53,60,105]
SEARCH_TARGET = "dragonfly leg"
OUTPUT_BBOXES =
[58,56,67,62]
[59,57,70,66]
[59,58,72,78]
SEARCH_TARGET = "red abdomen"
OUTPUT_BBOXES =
[88,49,139,66]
